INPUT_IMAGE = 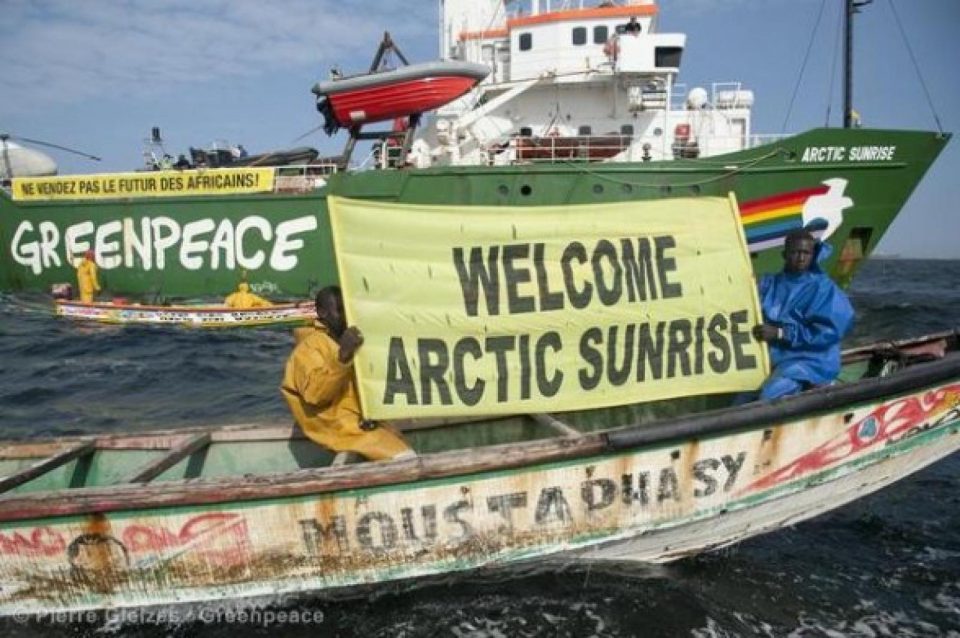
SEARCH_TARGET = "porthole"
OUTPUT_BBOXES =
[593,184,604,195]
[520,184,532,196]
[498,184,509,196]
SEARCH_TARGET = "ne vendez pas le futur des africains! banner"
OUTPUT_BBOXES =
[11,168,275,201]
[329,195,770,419]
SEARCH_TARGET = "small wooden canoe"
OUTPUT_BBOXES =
[0,330,957,615]
[312,60,489,129]
[54,299,315,328]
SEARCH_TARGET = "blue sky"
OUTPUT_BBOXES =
[2,0,957,257]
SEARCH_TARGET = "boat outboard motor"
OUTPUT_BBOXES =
[315,97,339,136]
[51,283,73,300]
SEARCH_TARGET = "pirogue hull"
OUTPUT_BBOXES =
[54,299,314,328]
[0,331,957,615]
[0,128,950,297]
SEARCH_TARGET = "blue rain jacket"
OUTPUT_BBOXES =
[758,241,854,392]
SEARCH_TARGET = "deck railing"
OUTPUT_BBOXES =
[271,163,338,193]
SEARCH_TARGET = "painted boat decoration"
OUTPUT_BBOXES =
[0,1,951,298]
[53,299,315,328]
[312,60,490,131]
[0,330,957,615]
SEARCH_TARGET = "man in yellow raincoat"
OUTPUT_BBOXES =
[75,250,101,303]
[223,282,272,309]
[281,286,414,461]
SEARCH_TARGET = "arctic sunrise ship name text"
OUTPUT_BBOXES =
[800,145,897,163]
[9,214,318,275]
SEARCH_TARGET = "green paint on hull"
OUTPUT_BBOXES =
[0,128,949,297]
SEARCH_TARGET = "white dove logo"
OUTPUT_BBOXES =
[801,178,853,240]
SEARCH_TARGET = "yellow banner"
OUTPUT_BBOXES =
[329,195,769,419]
[11,168,275,201]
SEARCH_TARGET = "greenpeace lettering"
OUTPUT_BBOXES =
[9,215,318,275]
[329,196,770,418]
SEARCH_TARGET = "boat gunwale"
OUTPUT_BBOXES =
[311,60,490,97]
[0,330,957,523]
[54,299,313,314]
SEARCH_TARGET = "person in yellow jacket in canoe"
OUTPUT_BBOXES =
[223,282,272,309]
[75,250,101,303]
[281,286,414,461]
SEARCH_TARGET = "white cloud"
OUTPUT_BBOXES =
[0,0,436,116]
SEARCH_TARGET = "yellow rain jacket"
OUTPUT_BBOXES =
[281,322,411,461]
[223,282,272,309]
[76,258,101,303]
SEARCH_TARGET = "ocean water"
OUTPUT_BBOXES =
[0,258,958,637]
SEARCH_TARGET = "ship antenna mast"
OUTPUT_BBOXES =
[844,0,872,128]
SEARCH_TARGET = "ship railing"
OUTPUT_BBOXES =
[271,163,338,193]
[501,129,793,164]
[354,147,382,171]
[745,133,792,149]
[670,81,753,111]
[509,134,633,163]
[503,132,731,163]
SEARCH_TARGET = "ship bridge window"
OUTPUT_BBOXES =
[594,26,609,44]
[572,27,587,46]
[578,125,592,136]
[519,33,532,51]
[620,124,634,135]
[519,127,533,137]
[655,46,683,68]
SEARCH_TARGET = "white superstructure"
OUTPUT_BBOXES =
[409,0,754,167]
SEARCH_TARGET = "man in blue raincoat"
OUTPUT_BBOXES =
[749,228,855,401]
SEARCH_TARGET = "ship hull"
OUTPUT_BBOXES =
[0,128,949,298]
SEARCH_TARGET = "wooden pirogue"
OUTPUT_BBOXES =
[54,298,315,328]
[0,330,958,615]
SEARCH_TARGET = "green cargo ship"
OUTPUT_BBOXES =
[0,1,950,298]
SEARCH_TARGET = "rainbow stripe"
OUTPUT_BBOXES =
[740,185,829,249]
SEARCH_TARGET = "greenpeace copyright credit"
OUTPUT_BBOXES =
[9,607,325,626]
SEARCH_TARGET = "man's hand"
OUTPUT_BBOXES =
[338,326,364,363]
[752,323,781,343]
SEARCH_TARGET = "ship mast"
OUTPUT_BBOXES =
[843,0,872,128]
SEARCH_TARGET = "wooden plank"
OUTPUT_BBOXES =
[331,452,355,467]
[529,413,581,437]
[394,414,514,432]
[0,434,610,521]
[211,425,303,443]
[0,441,96,494]
[126,433,211,484]
[0,421,296,457]
[0,442,81,460]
